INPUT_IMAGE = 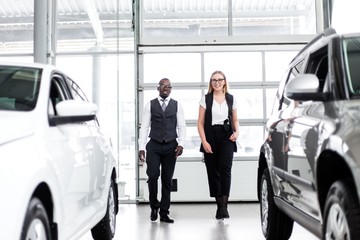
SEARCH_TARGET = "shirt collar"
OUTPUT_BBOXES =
[158,97,170,102]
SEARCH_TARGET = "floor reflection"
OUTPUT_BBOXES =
[80,202,319,240]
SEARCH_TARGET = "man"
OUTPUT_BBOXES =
[138,78,186,223]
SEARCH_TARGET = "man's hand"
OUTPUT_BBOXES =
[175,146,183,158]
[138,150,146,164]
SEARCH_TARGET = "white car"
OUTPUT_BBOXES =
[0,62,119,240]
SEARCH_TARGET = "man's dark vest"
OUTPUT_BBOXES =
[200,92,237,152]
[149,98,178,143]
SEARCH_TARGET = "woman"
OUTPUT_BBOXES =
[197,70,239,219]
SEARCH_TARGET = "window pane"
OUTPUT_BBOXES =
[235,126,263,157]
[57,0,133,52]
[0,0,34,53]
[182,127,202,158]
[143,89,201,120]
[265,51,297,81]
[204,52,262,82]
[58,54,136,200]
[57,56,93,98]
[266,88,277,118]
[232,89,263,119]
[171,90,202,120]
[142,0,228,38]
[232,0,316,36]
[332,0,360,34]
[0,57,33,63]
[142,0,316,42]
[143,53,201,83]
[184,126,263,158]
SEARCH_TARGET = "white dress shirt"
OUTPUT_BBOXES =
[138,97,186,150]
[199,94,237,125]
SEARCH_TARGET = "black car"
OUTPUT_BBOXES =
[257,28,360,240]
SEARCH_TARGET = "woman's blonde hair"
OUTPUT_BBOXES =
[207,70,228,94]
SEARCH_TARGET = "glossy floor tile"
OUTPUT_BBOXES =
[80,202,319,240]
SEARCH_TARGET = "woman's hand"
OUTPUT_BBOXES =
[229,131,238,142]
[202,141,213,153]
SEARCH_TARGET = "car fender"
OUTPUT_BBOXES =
[258,141,285,199]
[0,136,63,240]
[325,133,360,196]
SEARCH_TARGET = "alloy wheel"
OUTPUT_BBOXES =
[325,203,350,240]
[261,178,269,234]
[25,219,47,240]
[109,184,116,235]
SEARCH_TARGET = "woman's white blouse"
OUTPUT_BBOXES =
[199,95,237,125]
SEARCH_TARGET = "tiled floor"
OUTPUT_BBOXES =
[80,202,319,240]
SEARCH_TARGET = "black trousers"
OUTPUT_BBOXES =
[146,138,178,216]
[204,125,235,197]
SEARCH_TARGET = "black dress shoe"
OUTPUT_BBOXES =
[160,215,174,223]
[150,208,159,221]
[215,208,223,220]
[222,208,230,219]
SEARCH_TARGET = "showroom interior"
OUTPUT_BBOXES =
[1,0,348,239]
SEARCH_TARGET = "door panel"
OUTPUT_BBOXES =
[47,74,99,237]
[46,124,94,237]
[283,103,322,220]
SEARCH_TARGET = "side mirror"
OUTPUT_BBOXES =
[49,100,98,126]
[285,74,329,101]
[56,100,97,116]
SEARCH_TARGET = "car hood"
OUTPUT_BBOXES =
[0,112,35,145]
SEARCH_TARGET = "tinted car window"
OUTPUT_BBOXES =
[277,60,305,111]
[64,76,99,126]
[0,66,42,111]
[343,36,360,95]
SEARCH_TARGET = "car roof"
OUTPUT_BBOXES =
[290,28,360,66]
[289,28,337,65]
[0,62,58,72]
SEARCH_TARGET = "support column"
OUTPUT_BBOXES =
[34,0,47,63]
[34,0,57,64]
[91,46,103,106]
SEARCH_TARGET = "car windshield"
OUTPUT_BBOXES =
[0,66,42,111]
[343,36,360,95]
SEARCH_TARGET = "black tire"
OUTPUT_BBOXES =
[21,197,51,240]
[260,169,294,240]
[323,180,360,240]
[91,179,117,240]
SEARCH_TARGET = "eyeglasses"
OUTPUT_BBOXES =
[211,78,225,84]
[159,84,173,89]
